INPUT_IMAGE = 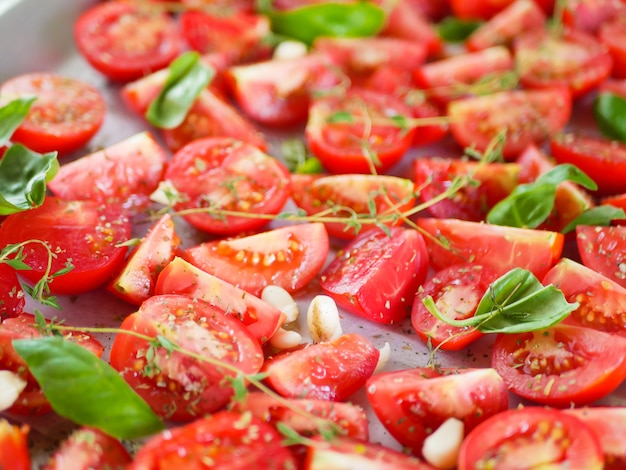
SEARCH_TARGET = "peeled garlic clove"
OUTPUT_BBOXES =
[422,417,464,470]
[307,294,342,343]
[273,40,308,61]
[0,370,27,411]
[270,328,303,350]
[374,342,391,374]
[262,285,299,324]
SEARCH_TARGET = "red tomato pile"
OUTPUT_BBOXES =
[4,0,626,468]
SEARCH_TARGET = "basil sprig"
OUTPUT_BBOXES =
[13,336,164,440]
[0,97,35,146]
[258,0,386,45]
[593,92,626,143]
[423,268,578,334]
[146,52,214,129]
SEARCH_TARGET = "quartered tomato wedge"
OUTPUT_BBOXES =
[164,137,291,235]
[576,225,626,289]
[0,198,131,295]
[184,223,329,297]
[457,408,604,470]
[382,0,442,57]
[74,1,182,81]
[492,323,626,406]
[320,227,429,324]
[600,16,626,79]
[0,264,25,322]
[0,420,30,470]
[367,367,509,456]
[451,0,554,19]
[0,73,105,155]
[417,218,563,278]
[110,294,264,421]
[564,0,626,35]
[411,263,500,350]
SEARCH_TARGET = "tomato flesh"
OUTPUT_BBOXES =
[576,225,626,289]
[0,420,30,470]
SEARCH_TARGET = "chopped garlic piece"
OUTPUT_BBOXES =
[262,285,299,324]
[307,295,342,343]
[422,417,464,470]
[0,370,27,411]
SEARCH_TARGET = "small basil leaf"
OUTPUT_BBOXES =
[535,163,597,191]
[0,97,36,147]
[0,144,58,215]
[260,1,386,45]
[594,92,626,143]
[561,205,626,234]
[13,337,164,439]
[146,52,214,129]
[437,16,482,42]
[487,183,557,228]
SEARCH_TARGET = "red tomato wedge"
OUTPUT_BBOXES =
[154,257,284,343]
[382,0,442,57]
[290,173,416,239]
[0,73,105,155]
[184,223,329,297]
[451,0,554,19]
[367,367,509,456]
[0,198,130,295]
[492,323,626,406]
[600,16,626,79]
[110,294,264,421]
[0,420,30,470]
[543,258,626,335]
[320,227,429,324]
[164,137,290,235]
[47,131,167,213]
[262,333,379,401]
[74,2,182,82]
[411,263,500,350]
[448,87,572,159]
[457,407,604,470]
[129,411,296,470]
[108,214,181,306]
[305,88,416,174]
[551,133,626,196]
[0,263,25,322]
[576,225,626,289]
[564,0,626,35]
[417,218,563,279]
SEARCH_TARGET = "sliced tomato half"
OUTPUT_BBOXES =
[576,225,626,289]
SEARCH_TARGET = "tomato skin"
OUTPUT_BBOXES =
[492,323,626,407]
[576,225,626,289]
[382,0,442,57]
[74,2,182,82]
[0,420,30,470]
[367,367,509,457]
[451,0,554,19]
[457,407,604,470]
[306,88,416,174]
[320,227,428,324]
[551,133,626,196]
[0,198,131,295]
[564,0,626,35]
[600,17,626,79]
[0,263,25,322]
[262,333,379,402]
[110,294,264,421]
[0,73,105,155]
[417,218,563,279]
[411,264,500,350]
[184,223,329,297]
[164,137,291,235]
[129,411,296,470]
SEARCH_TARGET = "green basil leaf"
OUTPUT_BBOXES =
[437,16,482,42]
[13,337,164,439]
[0,144,58,215]
[561,205,626,234]
[260,1,386,45]
[534,163,597,191]
[594,92,626,143]
[146,52,214,129]
[0,97,36,147]
[487,182,557,228]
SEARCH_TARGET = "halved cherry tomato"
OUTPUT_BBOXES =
[0,420,30,470]
[154,257,284,343]
[108,214,181,306]
[411,263,500,350]
[0,313,103,415]
[262,333,379,401]
[0,73,105,155]
[306,88,416,174]
[164,137,291,235]
[600,16,626,79]
[514,28,614,98]
[47,131,167,213]
[184,223,329,297]
[492,323,626,406]
[110,294,264,421]
[0,198,130,295]
[320,227,429,324]
[129,411,296,470]
[74,2,182,82]
[417,218,563,278]
[551,133,626,196]
[448,87,572,159]
[457,407,603,470]
[290,173,416,239]
[576,225,626,289]
[0,264,25,322]
[43,427,132,470]
[367,367,509,456]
